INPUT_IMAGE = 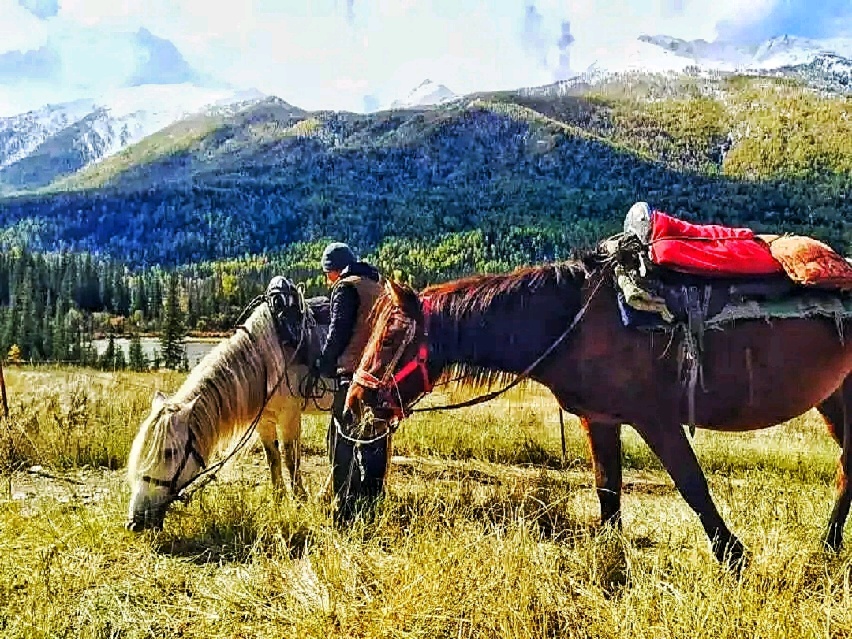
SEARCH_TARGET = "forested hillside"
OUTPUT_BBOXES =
[0,71,849,365]
[0,73,848,268]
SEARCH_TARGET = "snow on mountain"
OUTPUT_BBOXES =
[585,37,697,75]
[754,36,852,68]
[0,84,266,190]
[72,84,265,161]
[770,53,852,93]
[520,34,852,99]
[638,34,852,71]
[0,99,97,169]
[391,80,458,109]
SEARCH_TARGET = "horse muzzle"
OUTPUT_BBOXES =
[126,500,168,532]
[126,515,164,533]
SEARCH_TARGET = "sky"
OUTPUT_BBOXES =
[0,0,850,116]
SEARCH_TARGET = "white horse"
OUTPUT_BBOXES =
[126,283,333,531]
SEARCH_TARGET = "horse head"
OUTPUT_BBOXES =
[126,391,204,532]
[345,279,434,427]
[266,276,307,347]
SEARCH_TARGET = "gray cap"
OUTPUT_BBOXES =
[321,242,356,273]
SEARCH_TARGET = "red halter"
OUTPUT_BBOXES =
[352,296,433,420]
[390,296,433,394]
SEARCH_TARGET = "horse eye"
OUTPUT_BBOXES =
[163,448,175,460]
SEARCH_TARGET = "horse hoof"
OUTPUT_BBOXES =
[714,536,747,572]
[823,534,843,554]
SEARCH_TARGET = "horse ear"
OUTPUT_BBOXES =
[386,279,406,307]
[152,391,167,411]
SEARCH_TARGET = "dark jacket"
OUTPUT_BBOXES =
[318,261,382,376]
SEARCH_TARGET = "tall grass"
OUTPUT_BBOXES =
[1,367,851,638]
[0,367,185,471]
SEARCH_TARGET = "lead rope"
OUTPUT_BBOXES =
[411,266,610,413]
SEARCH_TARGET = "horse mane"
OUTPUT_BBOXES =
[365,259,591,394]
[423,260,588,314]
[127,302,289,483]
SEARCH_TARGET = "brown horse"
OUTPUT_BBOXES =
[344,258,852,566]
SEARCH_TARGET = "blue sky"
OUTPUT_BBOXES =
[0,0,849,115]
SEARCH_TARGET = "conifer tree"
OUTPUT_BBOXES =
[113,342,127,370]
[128,333,146,371]
[160,272,185,369]
[99,334,116,370]
[51,305,67,362]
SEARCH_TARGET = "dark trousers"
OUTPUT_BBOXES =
[326,376,389,522]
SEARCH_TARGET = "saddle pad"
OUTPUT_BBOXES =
[649,211,784,277]
[707,291,852,327]
[764,235,852,291]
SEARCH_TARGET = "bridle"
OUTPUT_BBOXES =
[140,416,207,494]
[352,297,434,421]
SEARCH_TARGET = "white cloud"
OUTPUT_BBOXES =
[0,0,49,51]
[0,0,846,115]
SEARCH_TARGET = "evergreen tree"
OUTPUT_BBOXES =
[113,343,127,370]
[131,276,147,315]
[42,294,53,362]
[99,334,116,370]
[128,333,147,371]
[65,308,85,364]
[160,272,185,369]
[51,305,67,362]
[18,265,41,360]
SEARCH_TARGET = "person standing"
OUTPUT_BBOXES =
[313,242,386,521]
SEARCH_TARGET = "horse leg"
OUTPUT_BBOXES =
[637,422,745,566]
[582,419,623,528]
[280,412,306,499]
[816,378,852,551]
[256,417,284,496]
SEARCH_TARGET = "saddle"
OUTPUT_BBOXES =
[615,203,850,331]
[265,276,329,365]
[611,203,852,434]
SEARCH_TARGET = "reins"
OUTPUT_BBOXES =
[153,330,289,508]
[359,263,612,419]
[151,284,322,507]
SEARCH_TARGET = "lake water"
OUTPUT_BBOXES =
[92,337,221,368]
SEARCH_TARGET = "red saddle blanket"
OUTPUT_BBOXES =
[649,210,784,277]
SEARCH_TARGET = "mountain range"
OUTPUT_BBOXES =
[0,85,266,194]
[0,32,848,270]
[1,33,850,197]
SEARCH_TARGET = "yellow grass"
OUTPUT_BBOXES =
[1,366,850,638]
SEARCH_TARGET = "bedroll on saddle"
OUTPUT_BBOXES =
[624,202,783,277]
[624,202,852,290]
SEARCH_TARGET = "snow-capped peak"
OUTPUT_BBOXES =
[0,99,98,169]
[637,33,852,72]
[0,83,268,191]
[391,80,458,109]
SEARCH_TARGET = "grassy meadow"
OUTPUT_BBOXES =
[1,365,851,638]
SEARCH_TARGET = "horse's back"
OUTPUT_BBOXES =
[568,287,852,431]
